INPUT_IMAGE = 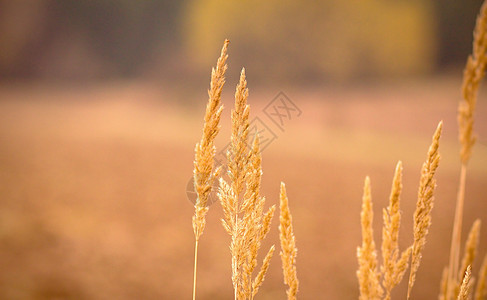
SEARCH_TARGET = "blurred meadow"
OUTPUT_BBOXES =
[0,1,486,299]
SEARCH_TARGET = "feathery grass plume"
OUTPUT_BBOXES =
[219,177,246,299]
[222,68,250,299]
[475,254,487,300]
[459,0,487,165]
[218,68,250,299]
[252,245,275,299]
[193,39,229,240]
[381,161,412,300]
[459,220,481,286]
[449,219,482,299]
[228,68,250,198]
[242,135,276,299]
[279,182,299,300]
[449,2,487,298]
[407,121,443,300]
[357,177,383,300]
[192,39,228,300]
[219,70,275,300]
[458,266,473,300]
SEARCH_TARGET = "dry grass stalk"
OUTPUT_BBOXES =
[458,0,487,165]
[459,220,481,286]
[219,177,245,298]
[407,121,443,299]
[228,68,250,198]
[192,39,229,241]
[219,69,275,300]
[475,254,487,300]
[279,182,299,300]
[243,135,276,299]
[440,267,450,300]
[357,176,383,300]
[192,39,229,300]
[381,161,412,300]
[448,219,482,299]
[252,245,275,299]
[219,68,250,299]
[449,2,487,299]
[458,266,473,300]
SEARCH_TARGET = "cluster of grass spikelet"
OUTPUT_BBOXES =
[190,1,487,299]
[357,122,442,300]
[357,1,487,299]
[218,68,277,300]
[191,40,298,300]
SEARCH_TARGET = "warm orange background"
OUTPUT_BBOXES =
[1,79,486,299]
[0,1,486,299]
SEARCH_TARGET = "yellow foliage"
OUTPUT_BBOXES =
[183,0,436,81]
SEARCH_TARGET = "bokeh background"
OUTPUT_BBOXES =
[1,0,487,299]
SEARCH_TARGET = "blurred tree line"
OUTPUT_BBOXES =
[0,0,483,83]
[0,0,182,79]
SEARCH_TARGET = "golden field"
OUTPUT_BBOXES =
[0,78,486,299]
